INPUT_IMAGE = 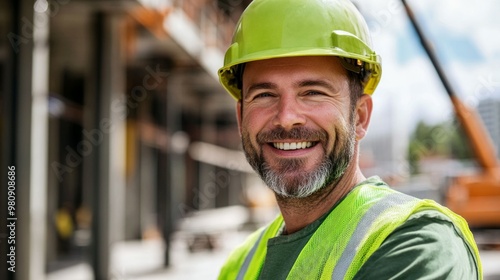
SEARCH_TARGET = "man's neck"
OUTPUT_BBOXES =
[275,165,366,235]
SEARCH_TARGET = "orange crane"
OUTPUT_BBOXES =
[402,0,500,228]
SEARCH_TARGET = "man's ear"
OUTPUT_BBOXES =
[236,100,243,136]
[355,94,373,141]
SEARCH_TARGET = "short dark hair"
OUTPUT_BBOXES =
[346,69,365,114]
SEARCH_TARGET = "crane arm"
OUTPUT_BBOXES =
[402,0,499,172]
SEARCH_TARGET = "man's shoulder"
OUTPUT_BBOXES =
[218,216,284,279]
[354,209,480,279]
[391,209,473,248]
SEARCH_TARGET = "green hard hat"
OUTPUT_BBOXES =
[218,0,382,100]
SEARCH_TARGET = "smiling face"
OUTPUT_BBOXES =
[237,56,362,198]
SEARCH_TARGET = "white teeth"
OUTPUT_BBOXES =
[273,142,313,150]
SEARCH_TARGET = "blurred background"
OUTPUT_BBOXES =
[0,0,499,279]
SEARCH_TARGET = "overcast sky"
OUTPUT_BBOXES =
[353,0,500,135]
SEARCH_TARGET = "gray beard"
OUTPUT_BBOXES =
[242,123,355,199]
[260,156,334,198]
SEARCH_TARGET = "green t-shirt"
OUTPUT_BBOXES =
[259,207,478,279]
[259,212,326,279]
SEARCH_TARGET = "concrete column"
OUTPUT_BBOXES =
[105,13,126,249]
[89,11,127,280]
[9,0,50,279]
[28,2,50,279]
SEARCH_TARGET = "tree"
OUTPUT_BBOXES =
[408,118,473,174]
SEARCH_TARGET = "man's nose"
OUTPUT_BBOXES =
[272,95,306,130]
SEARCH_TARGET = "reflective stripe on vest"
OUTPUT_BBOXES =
[236,229,265,280]
[331,192,413,279]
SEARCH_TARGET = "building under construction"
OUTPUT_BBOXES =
[0,0,258,279]
[2,0,500,279]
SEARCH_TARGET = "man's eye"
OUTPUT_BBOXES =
[305,90,324,96]
[254,92,272,99]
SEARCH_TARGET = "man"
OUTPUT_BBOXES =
[217,0,482,279]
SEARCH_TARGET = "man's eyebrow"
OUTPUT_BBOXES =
[296,79,338,92]
[244,79,338,99]
[245,82,277,95]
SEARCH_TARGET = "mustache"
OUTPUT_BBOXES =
[256,127,328,143]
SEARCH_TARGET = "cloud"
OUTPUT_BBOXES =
[357,0,500,128]
[355,0,499,168]
[403,0,500,95]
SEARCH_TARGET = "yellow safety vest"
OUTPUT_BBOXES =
[218,181,482,279]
